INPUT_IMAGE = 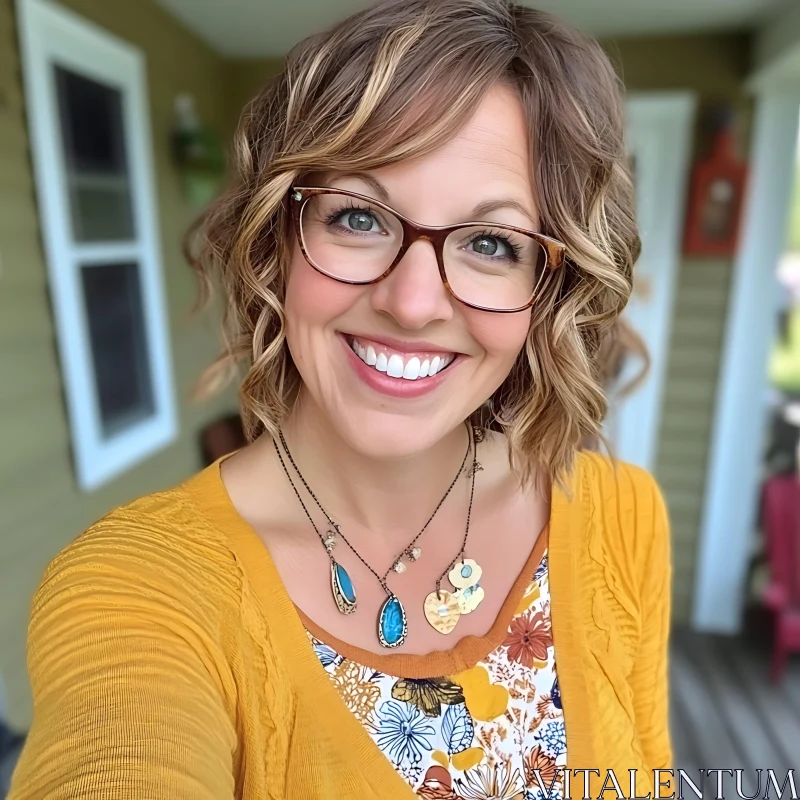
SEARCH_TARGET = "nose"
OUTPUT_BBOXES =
[369,238,454,330]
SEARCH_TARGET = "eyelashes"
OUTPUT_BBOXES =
[323,202,385,232]
[464,229,524,262]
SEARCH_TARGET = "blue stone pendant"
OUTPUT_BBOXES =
[330,560,357,615]
[378,593,408,648]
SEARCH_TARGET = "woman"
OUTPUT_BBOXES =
[10,0,673,798]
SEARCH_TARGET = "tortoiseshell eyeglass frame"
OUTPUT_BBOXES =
[288,186,567,313]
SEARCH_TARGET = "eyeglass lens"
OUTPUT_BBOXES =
[298,192,549,311]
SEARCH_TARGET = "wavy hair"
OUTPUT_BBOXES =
[186,0,640,486]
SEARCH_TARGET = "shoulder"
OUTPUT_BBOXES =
[32,465,243,631]
[575,450,666,508]
[568,450,670,575]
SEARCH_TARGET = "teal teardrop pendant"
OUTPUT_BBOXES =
[377,593,407,648]
[331,560,357,615]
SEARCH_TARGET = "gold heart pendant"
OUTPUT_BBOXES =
[423,589,461,634]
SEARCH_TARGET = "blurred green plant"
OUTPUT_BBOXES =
[171,94,226,209]
[786,161,800,253]
[770,305,800,392]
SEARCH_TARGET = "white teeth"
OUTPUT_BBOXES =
[349,337,454,381]
[403,357,421,380]
[387,354,405,378]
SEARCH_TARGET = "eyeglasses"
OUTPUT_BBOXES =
[288,187,566,313]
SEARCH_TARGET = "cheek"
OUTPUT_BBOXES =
[284,249,356,333]
[467,308,532,369]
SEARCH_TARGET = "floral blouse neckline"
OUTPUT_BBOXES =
[307,547,566,799]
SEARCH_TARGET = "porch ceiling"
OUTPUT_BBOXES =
[154,0,790,59]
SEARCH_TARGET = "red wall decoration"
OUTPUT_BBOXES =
[683,121,748,257]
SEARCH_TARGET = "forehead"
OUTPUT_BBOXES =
[443,83,531,173]
[387,83,530,185]
[327,83,536,225]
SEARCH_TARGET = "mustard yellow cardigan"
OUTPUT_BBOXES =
[9,451,674,799]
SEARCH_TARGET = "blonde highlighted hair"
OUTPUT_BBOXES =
[187,0,640,486]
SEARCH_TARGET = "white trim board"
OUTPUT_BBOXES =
[692,90,800,633]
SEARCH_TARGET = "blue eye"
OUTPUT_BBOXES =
[467,231,522,261]
[342,210,376,231]
[325,205,384,234]
[471,236,502,256]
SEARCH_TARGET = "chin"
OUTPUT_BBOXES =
[328,406,463,461]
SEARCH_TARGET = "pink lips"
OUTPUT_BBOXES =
[338,333,460,399]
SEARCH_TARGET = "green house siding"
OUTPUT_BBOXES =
[655,259,733,624]
[226,57,282,131]
[0,0,239,728]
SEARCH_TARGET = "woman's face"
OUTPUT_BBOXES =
[284,83,537,459]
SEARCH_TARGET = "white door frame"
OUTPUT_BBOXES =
[693,89,800,633]
[611,92,697,471]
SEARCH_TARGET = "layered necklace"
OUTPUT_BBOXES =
[272,423,485,648]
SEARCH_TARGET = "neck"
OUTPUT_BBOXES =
[278,393,471,537]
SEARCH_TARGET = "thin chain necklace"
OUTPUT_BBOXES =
[276,424,470,581]
[273,423,485,648]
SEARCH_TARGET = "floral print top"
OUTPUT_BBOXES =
[306,546,565,800]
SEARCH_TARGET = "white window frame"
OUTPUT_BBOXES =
[16,0,177,491]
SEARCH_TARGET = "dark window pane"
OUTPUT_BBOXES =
[55,66,127,173]
[54,66,135,241]
[68,178,135,241]
[80,262,154,436]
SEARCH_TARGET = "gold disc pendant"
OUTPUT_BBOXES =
[423,589,461,634]
[448,558,485,614]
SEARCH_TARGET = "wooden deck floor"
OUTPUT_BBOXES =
[669,614,800,785]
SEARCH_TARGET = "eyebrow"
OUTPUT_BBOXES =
[471,198,537,226]
[327,171,391,203]
[326,171,537,227]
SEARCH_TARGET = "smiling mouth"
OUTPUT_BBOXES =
[345,334,457,381]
